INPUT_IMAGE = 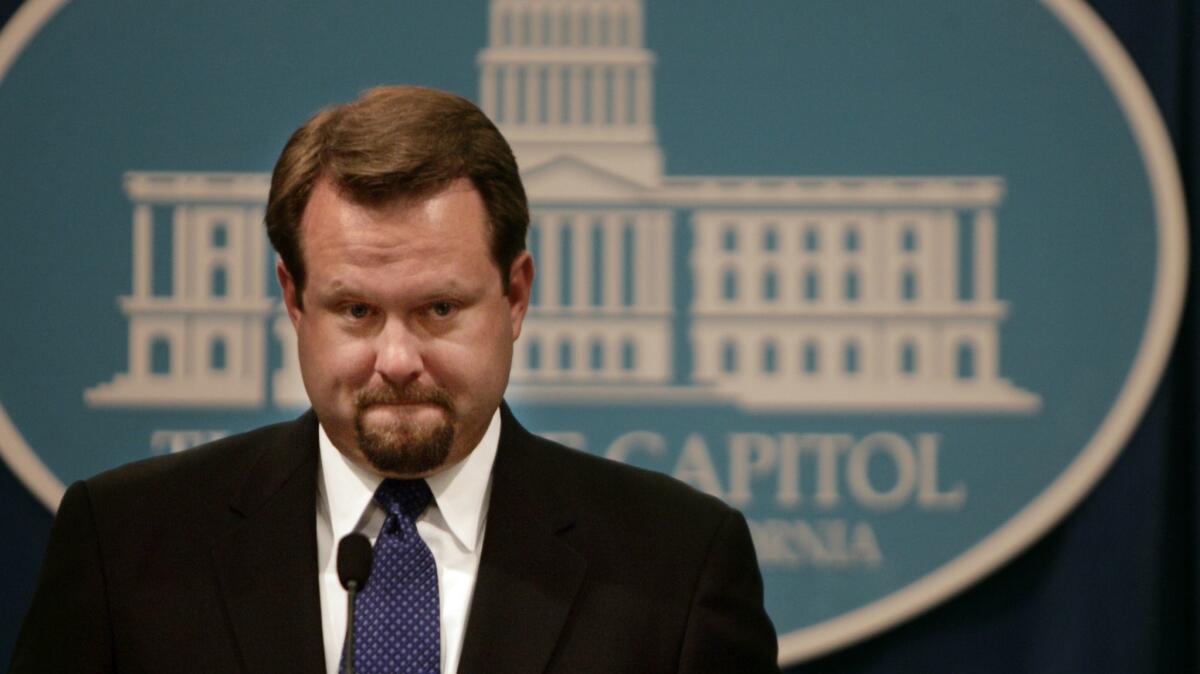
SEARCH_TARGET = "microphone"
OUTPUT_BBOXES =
[337,533,373,674]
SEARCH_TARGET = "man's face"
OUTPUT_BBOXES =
[279,177,532,477]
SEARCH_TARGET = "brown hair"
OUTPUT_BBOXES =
[265,86,528,304]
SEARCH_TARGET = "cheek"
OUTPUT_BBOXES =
[447,321,513,387]
[422,302,516,394]
[424,342,474,387]
[297,324,376,387]
[426,333,497,387]
[336,347,379,385]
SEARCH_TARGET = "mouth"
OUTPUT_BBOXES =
[366,401,440,408]
[362,401,446,413]
[354,383,455,420]
[359,400,450,422]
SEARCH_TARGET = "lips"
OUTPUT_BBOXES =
[363,401,445,413]
[354,384,454,414]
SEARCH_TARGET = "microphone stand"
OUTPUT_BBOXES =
[338,532,372,673]
[344,579,361,674]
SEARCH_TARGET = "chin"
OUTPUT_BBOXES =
[355,415,455,476]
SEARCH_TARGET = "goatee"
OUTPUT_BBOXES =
[353,382,455,475]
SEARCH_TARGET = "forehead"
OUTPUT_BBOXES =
[298,177,494,270]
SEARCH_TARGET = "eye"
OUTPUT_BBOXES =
[429,301,457,318]
[345,303,373,320]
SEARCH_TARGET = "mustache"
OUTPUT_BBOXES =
[355,382,454,411]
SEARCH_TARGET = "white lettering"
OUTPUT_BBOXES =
[813,433,852,509]
[776,434,802,507]
[576,429,966,514]
[916,433,967,509]
[727,433,777,506]
[748,518,883,569]
[849,521,883,566]
[846,432,917,511]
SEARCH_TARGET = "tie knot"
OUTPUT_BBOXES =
[374,478,433,521]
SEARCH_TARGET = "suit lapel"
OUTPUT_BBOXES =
[458,406,586,674]
[211,411,326,674]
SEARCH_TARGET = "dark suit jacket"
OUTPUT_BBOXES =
[11,405,779,673]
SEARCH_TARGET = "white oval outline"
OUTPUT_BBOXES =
[0,0,1187,665]
[0,0,71,512]
[778,0,1190,663]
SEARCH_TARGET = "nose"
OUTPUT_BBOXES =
[373,319,424,384]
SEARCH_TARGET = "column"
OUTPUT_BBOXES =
[587,4,600,45]
[528,5,542,45]
[546,7,559,46]
[940,211,958,304]
[642,213,659,307]
[603,215,622,311]
[192,212,213,302]
[489,2,502,46]
[503,64,519,125]
[743,223,763,311]
[778,333,795,376]
[524,65,540,126]
[781,218,799,308]
[571,217,591,309]
[539,216,560,310]
[738,332,753,381]
[628,66,639,127]
[514,6,526,46]
[178,320,190,381]
[575,8,587,47]
[871,321,885,381]
[929,212,945,304]
[547,64,562,125]
[629,2,642,46]
[172,206,188,300]
[591,65,606,125]
[654,212,672,310]
[636,216,654,309]
[613,65,628,126]
[870,214,886,306]
[560,6,572,46]
[974,209,996,302]
[570,65,585,125]
[820,219,836,309]
[133,203,152,299]
[919,217,935,307]
[605,334,620,378]
[635,65,652,127]
[918,329,933,384]
[228,210,244,301]
[245,207,265,301]
[480,63,497,120]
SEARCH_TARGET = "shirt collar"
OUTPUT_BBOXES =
[317,407,501,552]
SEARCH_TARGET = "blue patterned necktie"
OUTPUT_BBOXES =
[345,479,441,674]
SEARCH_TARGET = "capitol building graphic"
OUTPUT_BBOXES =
[85,0,1038,413]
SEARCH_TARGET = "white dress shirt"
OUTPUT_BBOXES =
[316,409,500,674]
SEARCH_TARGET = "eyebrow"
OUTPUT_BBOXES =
[315,278,479,304]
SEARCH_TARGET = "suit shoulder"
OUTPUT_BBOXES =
[82,414,309,509]
[519,430,736,525]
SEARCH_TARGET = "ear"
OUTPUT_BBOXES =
[505,251,534,340]
[277,259,304,328]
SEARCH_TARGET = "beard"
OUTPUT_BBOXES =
[353,381,456,475]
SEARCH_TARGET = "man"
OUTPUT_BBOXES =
[12,86,779,673]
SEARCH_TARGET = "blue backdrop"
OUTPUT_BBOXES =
[0,1,1195,671]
